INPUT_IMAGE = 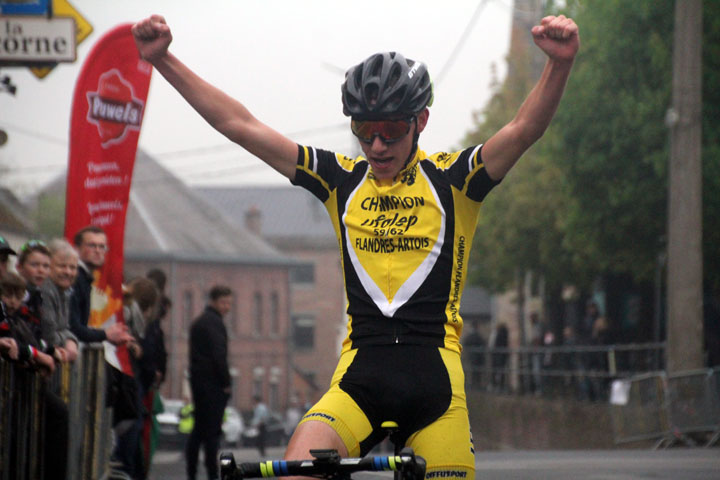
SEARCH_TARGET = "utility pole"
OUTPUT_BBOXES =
[666,0,703,373]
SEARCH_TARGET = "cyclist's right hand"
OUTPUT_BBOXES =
[132,15,173,64]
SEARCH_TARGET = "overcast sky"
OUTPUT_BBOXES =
[0,0,517,197]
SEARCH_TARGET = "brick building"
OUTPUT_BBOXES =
[122,151,302,414]
[198,186,347,406]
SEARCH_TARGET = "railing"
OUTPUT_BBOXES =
[0,345,112,480]
[463,343,667,402]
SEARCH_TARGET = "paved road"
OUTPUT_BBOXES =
[149,446,719,480]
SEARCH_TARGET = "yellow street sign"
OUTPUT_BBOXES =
[30,0,93,79]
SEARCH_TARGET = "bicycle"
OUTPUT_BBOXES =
[220,421,426,480]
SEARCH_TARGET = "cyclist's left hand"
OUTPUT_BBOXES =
[532,15,579,63]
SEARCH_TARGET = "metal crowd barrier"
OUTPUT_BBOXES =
[609,368,720,448]
[0,363,44,480]
[661,368,720,448]
[609,372,669,446]
[0,344,112,480]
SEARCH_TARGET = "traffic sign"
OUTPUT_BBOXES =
[0,0,93,78]
[1,16,77,62]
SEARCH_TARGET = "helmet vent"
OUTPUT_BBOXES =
[387,63,402,89]
[369,55,384,77]
[364,84,379,107]
[387,86,406,110]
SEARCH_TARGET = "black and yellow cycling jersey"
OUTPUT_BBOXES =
[292,144,500,353]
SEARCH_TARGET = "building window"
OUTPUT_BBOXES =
[292,315,315,349]
[253,366,264,399]
[270,292,280,335]
[253,378,263,399]
[183,291,194,331]
[290,265,315,285]
[253,292,263,335]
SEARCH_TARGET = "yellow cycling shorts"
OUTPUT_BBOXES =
[299,344,475,480]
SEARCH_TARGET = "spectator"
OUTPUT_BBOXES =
[704,285,720,368]
[141,270,169,476]
[113,277,159,480]
[251,394,270,457]
[579,301,600,344]
[14,241,57,367]
[588,316,612,401]
[1,271,53,479]
[490,322,509,392]
[463,322,486,390]
[69,225,131,345]
[179,401,195,436]
[1,271,55,372]
[186,285,233,480]
[562,325,590,400]
[14,241,71,480]
[529,312,545,395]
[143,268,169,389]
[284,395,303,440]
[41,238,80,364]
[0,235,16,276]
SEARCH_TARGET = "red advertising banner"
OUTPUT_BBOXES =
[64,23,152,374]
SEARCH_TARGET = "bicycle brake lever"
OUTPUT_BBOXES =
[220,452,238,480]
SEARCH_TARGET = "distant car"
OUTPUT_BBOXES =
[156,398,185,448]
[241,412,286,447]
[157,399,245,449]
[222,406,245,446]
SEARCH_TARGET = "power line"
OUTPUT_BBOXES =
[0,119,349,171]
[434,0,491,85]
[132,162,272,186]
[152,122,348,158]
[0,121,66,146]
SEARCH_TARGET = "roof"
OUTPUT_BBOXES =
[196,186,336,246]
[0,187,33,235]
[124,150,291,264]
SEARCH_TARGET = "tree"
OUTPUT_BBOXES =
[463,3,577,293]
[551,0,674,284]
[464,0,720,345]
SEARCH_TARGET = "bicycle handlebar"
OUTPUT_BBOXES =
[220,448,426,480]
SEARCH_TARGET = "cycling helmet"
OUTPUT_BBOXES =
[341,52,434,119]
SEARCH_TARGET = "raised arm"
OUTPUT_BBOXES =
[132,15,299,180]
[482,15,579,180]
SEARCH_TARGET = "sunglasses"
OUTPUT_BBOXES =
[351,117,415,144]
[20,239,47,252]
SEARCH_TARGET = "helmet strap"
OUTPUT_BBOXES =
[403,116,420,169]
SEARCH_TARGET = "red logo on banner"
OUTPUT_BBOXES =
[86,69,145,147]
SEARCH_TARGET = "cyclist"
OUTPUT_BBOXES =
[133,13,579,480]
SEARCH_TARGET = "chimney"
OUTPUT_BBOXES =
[245,205,262,236]
[245,205,262,235]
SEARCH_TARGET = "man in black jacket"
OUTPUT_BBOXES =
[186,285,233,480]
[69,225,130,344]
